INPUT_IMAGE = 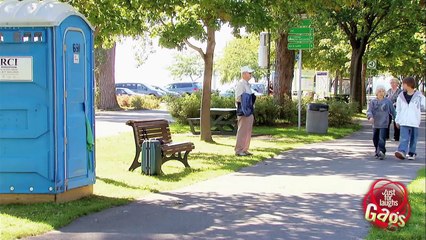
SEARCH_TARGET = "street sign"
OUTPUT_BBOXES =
[288,35,314,42]
[289,27,313,34]
[367,60,377,69]
[299,19,312,27]
[288,43,314,50]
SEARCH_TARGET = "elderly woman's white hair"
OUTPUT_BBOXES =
[390,78,400,84]
[375,85,386,95]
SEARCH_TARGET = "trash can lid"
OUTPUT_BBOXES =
[308,103,329,111]
[0,0,93,30]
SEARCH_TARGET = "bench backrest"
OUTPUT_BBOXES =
[126,119,172,146]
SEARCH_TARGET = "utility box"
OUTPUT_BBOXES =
[0,0,95,203]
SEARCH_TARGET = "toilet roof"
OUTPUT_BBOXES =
[0,0,94,30]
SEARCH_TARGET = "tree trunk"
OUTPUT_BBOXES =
[334,70,339,96]
[96,44,120,110]
[274,32,295,105]
[200,26,215,142]
[339,72,343,94]
[349,44,367,112]
[361,61,367,108]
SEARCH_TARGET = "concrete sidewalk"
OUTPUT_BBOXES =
[31,116,425,240]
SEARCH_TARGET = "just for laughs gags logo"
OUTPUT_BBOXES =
[363,179,411,230]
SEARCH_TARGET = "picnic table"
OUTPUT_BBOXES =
[187,108,237,135]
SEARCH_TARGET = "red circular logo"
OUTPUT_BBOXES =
[363,179,411,230]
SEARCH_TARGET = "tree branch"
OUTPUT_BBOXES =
[367,22,414,44]
[184,39,205,58]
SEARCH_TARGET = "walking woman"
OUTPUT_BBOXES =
[386,78,402,141]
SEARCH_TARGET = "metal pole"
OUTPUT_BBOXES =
[298,49,302,130]
[267,32,271,95]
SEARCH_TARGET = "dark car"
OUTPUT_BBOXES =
[165,82,202,95]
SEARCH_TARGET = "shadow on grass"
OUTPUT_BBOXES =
[96,177,160,193]
[96,177,140,190]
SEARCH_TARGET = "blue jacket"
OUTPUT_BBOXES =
[237,93,256,117]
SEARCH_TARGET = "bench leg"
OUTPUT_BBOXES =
[182,151,190,168]
[128,147,142,171]
[162,151,191,168]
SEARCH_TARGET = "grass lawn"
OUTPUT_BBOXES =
[0,124,360,240]
[366,167,426,240]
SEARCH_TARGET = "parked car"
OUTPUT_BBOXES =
[165,82,202,95]
[115,83,165,97]
[251,83,267,95]
[219,84,264,98]
[151,85,179,96]
[115,87,146,97]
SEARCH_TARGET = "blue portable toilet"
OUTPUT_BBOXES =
[0,0,95,203]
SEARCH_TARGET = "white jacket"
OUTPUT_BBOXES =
[395,91,426,127]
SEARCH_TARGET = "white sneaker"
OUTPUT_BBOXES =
[407,154,416,161]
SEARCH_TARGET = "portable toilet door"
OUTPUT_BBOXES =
[60,21,95,191]
[0,0,95,203]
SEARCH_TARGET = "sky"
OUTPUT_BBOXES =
[114,25,235,87]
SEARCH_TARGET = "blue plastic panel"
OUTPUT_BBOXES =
[0,27,55,194]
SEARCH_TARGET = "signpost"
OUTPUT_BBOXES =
[367,60,377,70]
[288,19,314,130]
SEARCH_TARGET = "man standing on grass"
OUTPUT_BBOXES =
[234,66,255,157]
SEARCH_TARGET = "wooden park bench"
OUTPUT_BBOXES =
[126,119,195,172]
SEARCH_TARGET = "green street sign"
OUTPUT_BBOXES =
[299,19,312,27]
[288,35,314,42]
[288,43,314,50]
[289,27,313,34]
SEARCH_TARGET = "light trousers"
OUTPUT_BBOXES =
[235,115,254,154]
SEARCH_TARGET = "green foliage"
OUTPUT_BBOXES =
[325,100,359,127]
[211,93,235,108]
[130,95,161,110]
[167,51,204,81]
[166,93,202,123]
[216,34,270,83]
[253,96,279,126]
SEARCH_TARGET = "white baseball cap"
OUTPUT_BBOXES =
[241,66,254,73]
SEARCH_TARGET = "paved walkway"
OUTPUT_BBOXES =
[31,115,425,240]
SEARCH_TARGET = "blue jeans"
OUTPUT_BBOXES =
[398,126,419,155]
[373,128,387,154]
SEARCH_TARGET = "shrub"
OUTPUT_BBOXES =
[254,96,278,125]
[211,93,235,108]
[117,95,132,108]
[325,100,358,127]
[129,95,161,110]
[166,93,201,123]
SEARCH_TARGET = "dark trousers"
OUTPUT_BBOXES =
[373,128,387,154]
[386,114,400,141]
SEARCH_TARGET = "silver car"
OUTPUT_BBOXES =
[165,82,202,95]
[115,83,165,97]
